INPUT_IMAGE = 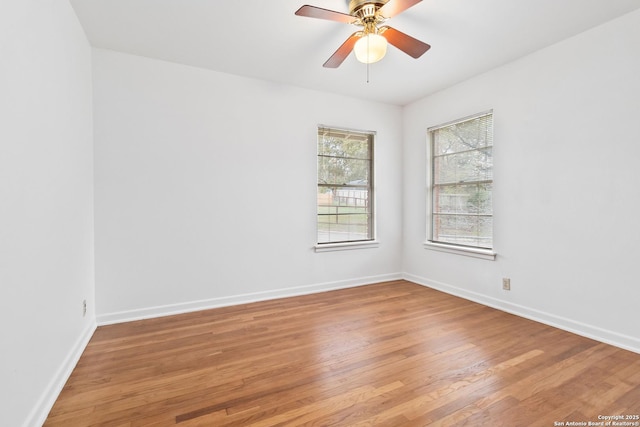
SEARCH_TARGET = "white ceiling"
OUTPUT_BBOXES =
[70,0,640,106]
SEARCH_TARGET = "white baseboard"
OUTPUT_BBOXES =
[403,273,640,355]
[25,320,97,427]
[97,273,404,326]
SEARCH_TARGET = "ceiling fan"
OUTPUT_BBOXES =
[295,0,431,68]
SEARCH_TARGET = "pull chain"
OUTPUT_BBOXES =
[366,35,370,83]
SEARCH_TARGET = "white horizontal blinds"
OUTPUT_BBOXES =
[317,126,374,244]
[431,112,493,249]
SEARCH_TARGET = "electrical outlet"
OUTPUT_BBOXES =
[502,278,511,291]
[83,300,87,317]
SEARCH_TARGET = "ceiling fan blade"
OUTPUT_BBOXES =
[323,33,361,68]
[378,0,422,18]
[295,5,356,24]
[380,26,430,58]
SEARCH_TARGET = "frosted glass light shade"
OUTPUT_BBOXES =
[354,33,388,64]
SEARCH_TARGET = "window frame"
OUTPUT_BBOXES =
[425,111,496,260]
[315,125,378,252]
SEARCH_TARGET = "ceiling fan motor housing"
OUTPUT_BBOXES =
[348,0,388,17]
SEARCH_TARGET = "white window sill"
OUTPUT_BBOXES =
[315,240,380,253]
[423,241,496,260]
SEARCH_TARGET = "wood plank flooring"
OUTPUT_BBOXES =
[45,280,640,426]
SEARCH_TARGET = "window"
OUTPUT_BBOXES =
[428,111,493,252]
[317,126,374,245]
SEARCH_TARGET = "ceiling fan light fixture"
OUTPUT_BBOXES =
[354,33,388,64]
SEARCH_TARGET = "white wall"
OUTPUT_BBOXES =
[92,49,404,322]
[0,1,95,426]
[403,9,640,352]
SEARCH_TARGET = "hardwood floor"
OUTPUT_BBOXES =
[46,280,640,426]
